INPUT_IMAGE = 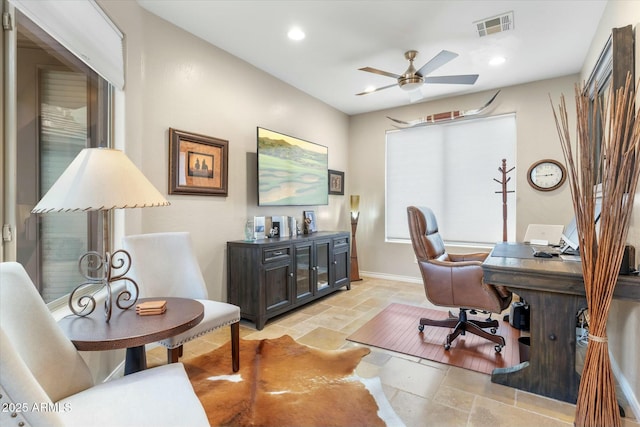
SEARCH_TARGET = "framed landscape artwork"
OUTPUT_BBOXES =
[169,128,228,196]
[328,170,344,195]
[257,127,328,206]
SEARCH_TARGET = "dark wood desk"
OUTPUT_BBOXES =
[483,242,640,403]
[58,297,204,375]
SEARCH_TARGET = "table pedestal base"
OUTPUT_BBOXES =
[125,345,148,375]
[491,288,585,403]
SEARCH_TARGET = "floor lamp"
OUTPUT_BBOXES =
[350,195,362,281]
[31,147,170,322]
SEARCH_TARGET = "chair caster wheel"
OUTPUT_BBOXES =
[491,327,497,334]
[444,343,451,351]
[494,345,503,353]
[418,324,425,332]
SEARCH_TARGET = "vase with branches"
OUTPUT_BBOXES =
[551,74,640,427]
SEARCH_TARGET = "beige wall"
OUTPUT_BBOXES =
[99,1,350,303]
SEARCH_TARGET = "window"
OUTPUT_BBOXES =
[385,114,516,245]
[8,6,118,304]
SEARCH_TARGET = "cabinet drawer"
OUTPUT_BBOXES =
[263,246,291,263]
[333,237,349,248]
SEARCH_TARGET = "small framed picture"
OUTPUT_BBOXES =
[328,170,344,195]
[169,128,229,196]
[303,210,317,234]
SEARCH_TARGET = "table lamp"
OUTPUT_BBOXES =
[350,195,362,281]
[32,147,170,322]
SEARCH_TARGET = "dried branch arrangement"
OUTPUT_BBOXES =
[551,74,640,427]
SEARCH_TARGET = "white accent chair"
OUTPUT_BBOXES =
[122,232,240,370]
[0,262,209,427]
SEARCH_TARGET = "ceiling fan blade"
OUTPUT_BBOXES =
[424,74,479,85]
[416,50,458,77]
[356,83,398,96]
[358,67,401,79]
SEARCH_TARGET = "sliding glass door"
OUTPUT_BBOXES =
[6,8,111,303]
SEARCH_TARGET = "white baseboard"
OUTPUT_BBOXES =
[359,270,422,284]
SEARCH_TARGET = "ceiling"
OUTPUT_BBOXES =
[136,0,607,116]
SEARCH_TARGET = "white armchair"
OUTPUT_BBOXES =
[122,232,240,370]
[0,262,209,427]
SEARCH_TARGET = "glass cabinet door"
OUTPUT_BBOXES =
[295,243,313,301]
[315,241,330,292]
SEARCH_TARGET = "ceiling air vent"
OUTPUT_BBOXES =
[474,11,514,37]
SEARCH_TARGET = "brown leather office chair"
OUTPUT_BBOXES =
[407,206,512,352]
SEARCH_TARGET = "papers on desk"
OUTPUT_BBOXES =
[560,254,581,262]
[136,300,167,316]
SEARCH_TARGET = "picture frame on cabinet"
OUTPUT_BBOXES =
[169,128,228,196]
[303,210,317,234]
[328,170,344,195]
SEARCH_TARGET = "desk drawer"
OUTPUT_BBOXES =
[262,246,291,263]
[333,237,349,248]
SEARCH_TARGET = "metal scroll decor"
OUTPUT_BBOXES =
[69,249,139,322]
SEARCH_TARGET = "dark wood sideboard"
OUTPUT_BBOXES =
[227,231,350,330]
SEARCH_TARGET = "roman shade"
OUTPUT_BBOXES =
[9,0,125,89]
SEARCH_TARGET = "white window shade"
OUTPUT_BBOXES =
[386,114,516,245]
[10,0,124,90]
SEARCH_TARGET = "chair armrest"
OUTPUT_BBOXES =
[58,363,209,427]
[448,252,488,263]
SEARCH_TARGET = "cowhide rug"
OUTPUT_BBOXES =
[183,335,403,427]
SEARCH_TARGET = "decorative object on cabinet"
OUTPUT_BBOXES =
[328,169,345,195]
[169,128,228,196]
[526,158,566,192]
[257,127,328,206]
[350,195,362,281]
[253,216,266,239]
[227,232,350,330]
[31,147,170,322]
[244,220,255,241]
[303,210,317,234]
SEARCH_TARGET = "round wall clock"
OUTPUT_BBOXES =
[527,159,567,192]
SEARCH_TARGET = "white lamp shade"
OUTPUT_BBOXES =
[32,147,170,213]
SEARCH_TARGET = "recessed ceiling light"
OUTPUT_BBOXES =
[287,27,305,41]
[489,56,506,66]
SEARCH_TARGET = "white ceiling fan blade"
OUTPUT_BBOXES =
[356,83,398,96]
[416,50,458,77]
[424,74,479,85]
[358,67,401,79]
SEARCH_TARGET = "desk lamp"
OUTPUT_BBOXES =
[350,195,362,281]
[32,147,170,322]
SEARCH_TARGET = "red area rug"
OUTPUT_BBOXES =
[347,303,521,375]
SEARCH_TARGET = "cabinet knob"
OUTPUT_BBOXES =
[312,266,317,271]
[289,272,294,277]
[332,261,337,265]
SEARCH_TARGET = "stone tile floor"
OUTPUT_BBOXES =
[146,277,639,427]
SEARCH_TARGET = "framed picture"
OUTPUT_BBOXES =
[169,128,228,196]
[328,170,344,195]
[303,210,317,234]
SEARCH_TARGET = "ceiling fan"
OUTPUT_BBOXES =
[356,50,479,96]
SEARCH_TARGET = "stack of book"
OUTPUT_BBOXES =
[136,300,167,316]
